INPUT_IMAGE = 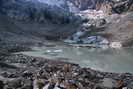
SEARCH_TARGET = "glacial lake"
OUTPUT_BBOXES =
[18,42,133,73]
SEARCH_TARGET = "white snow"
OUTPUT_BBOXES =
[25,0,80,12]
[37,0,66,7]
[77,10,106,19]
[67,1,79,13]
[26,0,66,7]
[109,42,122,49]
[37,0,80,13]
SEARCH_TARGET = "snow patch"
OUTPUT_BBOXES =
[26,0,66,7]
[25,0,80,12]
[77,10,106,19]
[38,0,66,7]
[67,1,79,13]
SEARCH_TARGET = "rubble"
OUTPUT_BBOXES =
[64,35,109,48]
[0,53,133,89]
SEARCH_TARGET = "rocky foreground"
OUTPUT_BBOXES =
[0,47,133,89]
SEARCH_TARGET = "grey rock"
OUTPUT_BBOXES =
[101,78,117,88]
[0,80,4,89]
[126,80,133,88]
[6,78,22,89]
[0,0,80,24]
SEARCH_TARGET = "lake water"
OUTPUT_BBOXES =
[18,42,133,73]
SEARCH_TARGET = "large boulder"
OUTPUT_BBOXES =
[101,78,117,88]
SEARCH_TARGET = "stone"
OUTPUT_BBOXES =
[63,64,71,72]
[64,39,77,44]
[22,70,33,78]
[99,39,109,45]
[127,81,133,88]
[0,80,4,89]
[101,78,117,88]
[6,78,22,89]
[43,84,60,89]
[82,36,97,44]
[109,42,122,49]
[72,31,85,41]
[116,80,125,89]
[43,78,57,89]
[21,79,33,89]
[97,19,106,26]
[33,79,45,89]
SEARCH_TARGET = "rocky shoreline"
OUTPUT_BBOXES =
[0,45,133,89]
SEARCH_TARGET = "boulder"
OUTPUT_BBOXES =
[126,81,133,88]
[0,80,4,89]
[33,79,45,89]
[101,78,117,88]
[5,78,22,89]
[109,42,122,48]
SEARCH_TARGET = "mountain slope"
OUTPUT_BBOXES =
[0,13,79,44]
[103,12,133,46]
[0,0,81,44]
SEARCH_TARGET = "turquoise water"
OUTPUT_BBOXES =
[18,42,133,73]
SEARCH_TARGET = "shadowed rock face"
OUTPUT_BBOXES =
[0,0,81,42]
[0,13,80,44]
[0,0,80,24]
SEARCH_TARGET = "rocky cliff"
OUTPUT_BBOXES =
[0,0,82,44]
[0,0,80,24]
[0,0,133,47]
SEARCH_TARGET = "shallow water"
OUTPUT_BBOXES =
[18,42,133,73]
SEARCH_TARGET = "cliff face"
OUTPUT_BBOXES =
[0,0,80,24]
[1,0,131,23]
[0,0,81,42]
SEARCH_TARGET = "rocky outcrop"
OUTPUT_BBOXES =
[0,0,82,42]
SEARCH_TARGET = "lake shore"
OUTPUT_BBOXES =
[0,43,133,89]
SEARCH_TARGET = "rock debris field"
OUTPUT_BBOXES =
[0,53,133,89]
